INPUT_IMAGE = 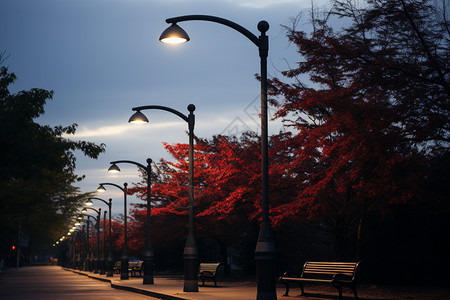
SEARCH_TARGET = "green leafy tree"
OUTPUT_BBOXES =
[0,66,105,261]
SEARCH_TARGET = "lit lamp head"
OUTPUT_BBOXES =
[108,163,121,173]
[128,111,149,124]
[97,184,106,192]
[74,221,81,226]
[81,208,88,213]
[85,199,94,206]
[159,23,190,44]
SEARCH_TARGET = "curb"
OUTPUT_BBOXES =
[64,268,188,300]
[110,281,187,300]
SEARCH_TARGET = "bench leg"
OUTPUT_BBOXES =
[351,283,358,299]
[281,282,290,296]
[336,286,343,300]
[299,282,305,296]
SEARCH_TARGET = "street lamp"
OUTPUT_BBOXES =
[159,15,276,300]
[87,197,113,277]
[108,158,154,284]
[83,207,101,274]
[101,210,107,275]
[68,228,80,268]
[81,215,90,271]
[80,212,93,271]
[129,104,198,292]
[97,182,129,280]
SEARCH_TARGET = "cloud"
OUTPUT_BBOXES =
[67,121,186,138]
[223,0,313,9]
[150,0,313,9]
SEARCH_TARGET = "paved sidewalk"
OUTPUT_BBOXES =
[64,268,450,300]
[66,268,268,300]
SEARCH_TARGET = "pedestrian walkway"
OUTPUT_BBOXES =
[64,268,450,300]
[67,268,267,300]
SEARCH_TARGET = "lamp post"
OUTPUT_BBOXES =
[129,104,197,292]
[159,15,276,300]
[68,227,81,269]
[108,158,154,284]
[86,197,113,277]
[82,207,101,274]
[101,210,107,275]
[79,224,85,270]
[85,218,90,271]
[97,182,129,280]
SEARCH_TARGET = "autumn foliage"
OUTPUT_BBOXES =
[122,0,449,283]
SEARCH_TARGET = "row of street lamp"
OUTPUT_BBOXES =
[59,14,276,300]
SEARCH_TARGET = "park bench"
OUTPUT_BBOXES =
[113,261,121,274]
[127,261,138,274]
[279,261,361,299]
[130,260,144,277]
[198,262,222,286]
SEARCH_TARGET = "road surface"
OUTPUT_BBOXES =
[0,265,161,300]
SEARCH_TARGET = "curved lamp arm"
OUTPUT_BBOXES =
[88,197,112,208]
[163,15,268,58]
[131,105,189,123]
[98,182,125,192]
[165,15,260,47]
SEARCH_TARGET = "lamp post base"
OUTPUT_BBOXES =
[106,256,114,277]
[120,258,129,280]
[99,259,105,275]
[143,256,154,284]
[183,258,198,292]
[183,280,199,293]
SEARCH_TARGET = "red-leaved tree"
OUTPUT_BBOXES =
[267,0,449,261]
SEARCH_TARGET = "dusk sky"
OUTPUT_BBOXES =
[1,0,328,214]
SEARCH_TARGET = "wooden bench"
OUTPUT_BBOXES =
[127,261,138,274]
[113,261,121,274]
[130,260,144,277]
[279,261,361,299]
[198,263,222,286]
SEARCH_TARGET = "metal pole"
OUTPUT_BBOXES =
[86,216,91,271]
[183,105,198,292]
[130,104,197,291]
[254,21,277,300]
[100,210,107,275]
[143,158,154,284]
[82,225,86,270]
[107,199,113,277]
[161,16,276,299]
[94,208,101,274]
[121,183,129,280]
[109,160,155,283]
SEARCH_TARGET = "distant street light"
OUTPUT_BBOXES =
[101,210,107,275]
[82,207,101,274]
[108,158,154,284]
[159,15,276,299]
[97,182,129,280]
[86,197,113,277]
[129,104,198,292]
